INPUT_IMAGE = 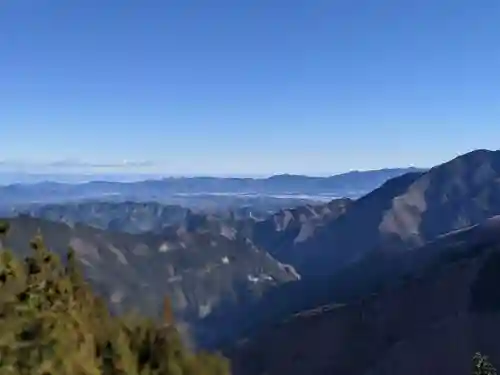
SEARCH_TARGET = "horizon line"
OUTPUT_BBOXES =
[0,166,426,181]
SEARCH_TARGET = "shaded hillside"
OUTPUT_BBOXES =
[230,216,500,375]
[282,149,500,277]
[0,215,299,341]
[238,198,352,258]
[198,216,500,349]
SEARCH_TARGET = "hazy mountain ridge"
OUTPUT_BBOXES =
[0,168,422,207]
[0,214,299,343]
[16,197,354,242]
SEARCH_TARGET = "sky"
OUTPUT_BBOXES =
[1,0,499,176]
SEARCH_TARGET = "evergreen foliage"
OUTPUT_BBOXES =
[473,353,497,375]
[0,225,230,375]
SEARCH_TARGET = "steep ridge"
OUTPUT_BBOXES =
[240,198,352,258]
[202,150,500,350]
[230,216,500,375]
[283,149,500,277]
[0,215,299,340]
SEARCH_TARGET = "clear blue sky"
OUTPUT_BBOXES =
[1,0,499,175]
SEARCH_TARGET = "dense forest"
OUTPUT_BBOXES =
[0,221,229,375]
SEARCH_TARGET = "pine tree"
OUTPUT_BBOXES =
[0,232,230,375]
[473,352,497,375]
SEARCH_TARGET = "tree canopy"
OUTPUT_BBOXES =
[0,221,230,375]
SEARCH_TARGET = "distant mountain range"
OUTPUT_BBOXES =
[0,168,423,185]
[0,168,423,207]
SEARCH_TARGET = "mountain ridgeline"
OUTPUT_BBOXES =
[273,149,500,277]
[193,150,500,350]
[0,168,422,212]
[2,150,500,374]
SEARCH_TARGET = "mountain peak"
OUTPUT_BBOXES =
[434,149,500,169]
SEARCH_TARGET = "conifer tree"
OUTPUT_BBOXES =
[0,230,230,375]
[473,352,497,375]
